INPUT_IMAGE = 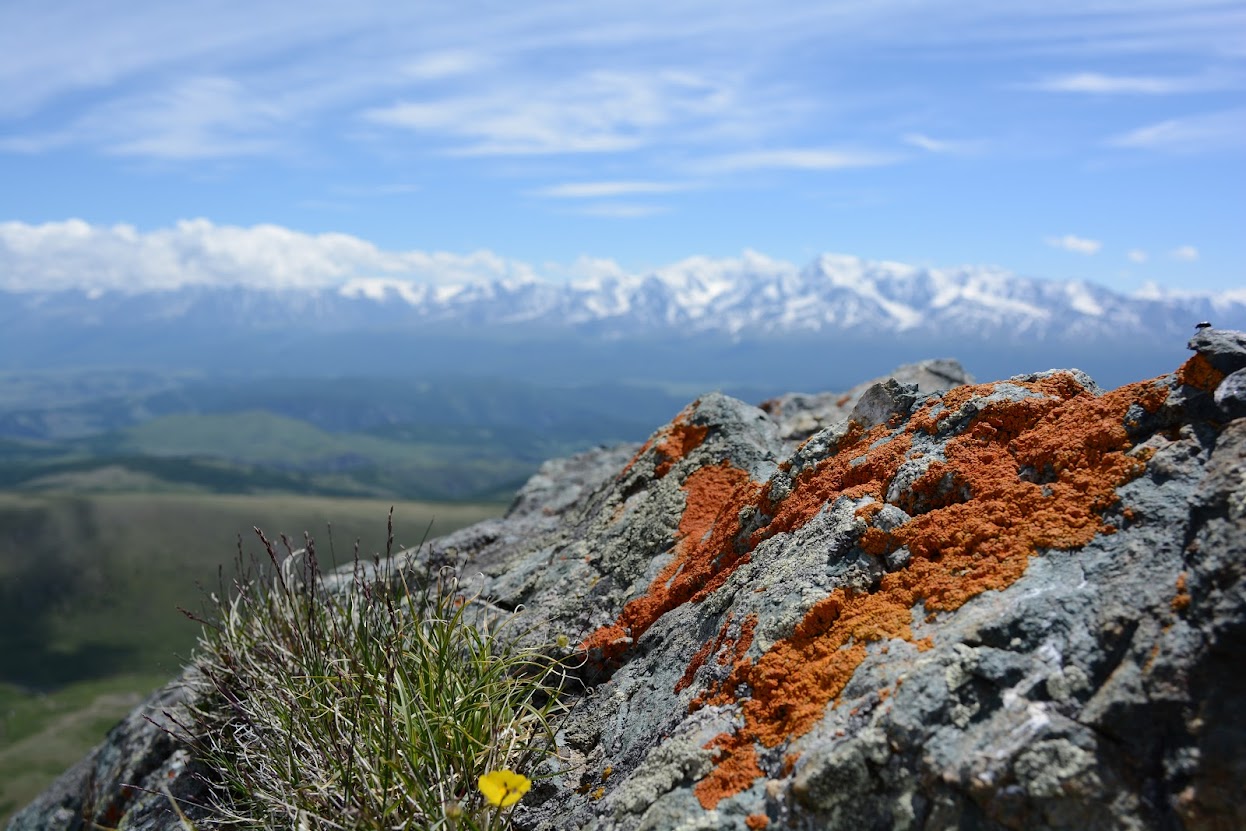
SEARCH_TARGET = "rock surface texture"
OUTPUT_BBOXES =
[10,336,1246,831]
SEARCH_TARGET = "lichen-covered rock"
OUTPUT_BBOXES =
[760,358,972,445]
[10,334,1245,831]
[1188,327,1246,375]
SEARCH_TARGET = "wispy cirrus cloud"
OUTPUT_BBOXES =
[401,50,490,81]
[332,183,421,197]
[1108,109,1246,153]
[1171,245,1200,261]
[3,76,293,159]
[1046,234,1102,255]
[699,148,900,173]
[573,202,669,218]
[364,70,743,157]
[531,181,691,199]
[902,132,987,155]
[1127,249,1149,264]
[1027,71,1225,94]
[100,76,287,159]
[2,1,1241,170]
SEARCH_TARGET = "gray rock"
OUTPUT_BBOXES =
[760,358,972,443]
[6,670,212,831]
[1189,327,1246,374]
[11,338,1246,831]
[848,379,919,430]
[1213,368,1246,419]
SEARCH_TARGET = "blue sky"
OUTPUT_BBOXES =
[0,0,1243,294]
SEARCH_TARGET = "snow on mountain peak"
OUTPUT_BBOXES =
[6,250,1243,342]
[1064,281,1105,317]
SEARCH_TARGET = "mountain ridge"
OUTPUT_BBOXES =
[6,252,1243,342]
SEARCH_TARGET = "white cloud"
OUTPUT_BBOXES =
[2,2,1242,137]
[0,219,537,292]
[102,76,286,159]
[4,2,1242,120]
[1108,109,1246,153]
[332,183,421,197]
[1030,72,1196,94]
[902,133,986,155]
[1046,234,1102,255]
[402,51,488,81]
[1127,249,1149,263]
[532,181,689,199]
[701,148,899,172]
[1,75,288,160]
[0,130,73,154]
[574,203,668,218]
[1171,245,1199,261]
[364,70,741,156]
[2,1,1240,173]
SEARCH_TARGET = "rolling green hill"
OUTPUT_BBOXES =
[0,490,505,690]
[0,411,592,501]
[0,373,687,501]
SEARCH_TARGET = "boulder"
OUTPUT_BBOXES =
[10,332,1245,831]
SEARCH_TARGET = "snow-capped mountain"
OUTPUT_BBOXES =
[332,252,1244,341]
[3,253,1242,389]
[7,253,1241,343]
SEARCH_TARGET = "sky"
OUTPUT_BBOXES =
[1,0,1243,295]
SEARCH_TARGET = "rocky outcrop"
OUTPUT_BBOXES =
[760,358,973,445]
[10,334,1245,831]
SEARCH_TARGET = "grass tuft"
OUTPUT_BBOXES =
[183,513,574,830]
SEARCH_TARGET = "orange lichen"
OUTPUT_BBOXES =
[855,501,886,522]
[654,422,712,477]
[695,734,764,808]
[781,752,800,776]
[676,615,734,694]
[582,461,757,663]
[754,422,911,544]
[745,814,770,830]
[1144,642,1163,671]
[855,501,891,556]
[1172,572,1191,612]
[689,372,1171,810]
[719,615,757,666]
[1175,353,1225,393]
[618,403,710,479]
[677,614,759,699]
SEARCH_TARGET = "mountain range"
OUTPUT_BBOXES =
[4,253,1242,388]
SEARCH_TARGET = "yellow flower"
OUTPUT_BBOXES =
[477,769,531,808]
